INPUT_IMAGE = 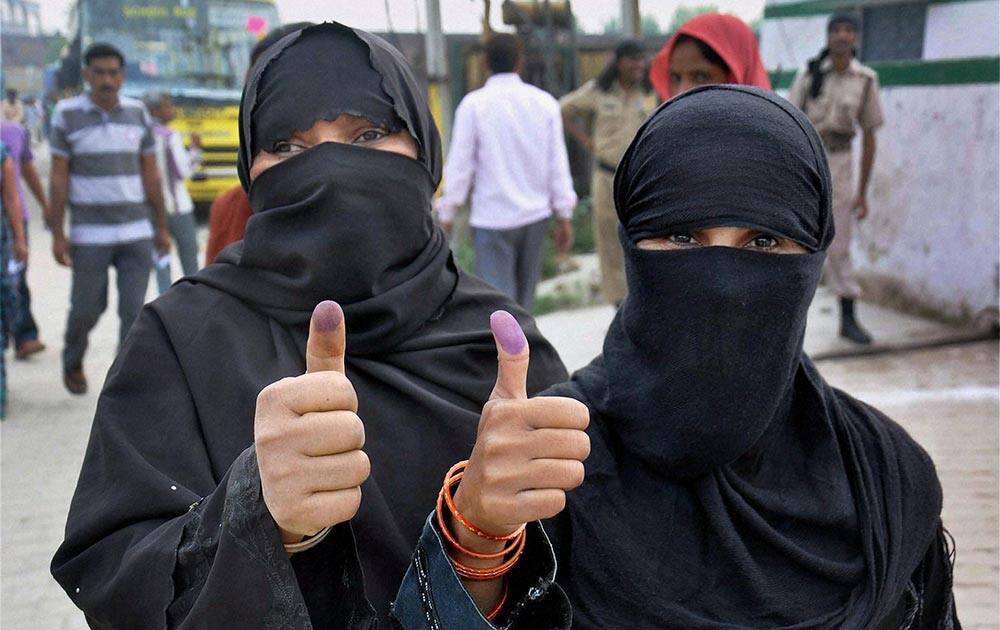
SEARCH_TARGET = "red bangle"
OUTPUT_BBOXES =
[485,578,509,622]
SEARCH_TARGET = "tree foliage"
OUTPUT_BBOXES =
[668,4,719,32]
[602,14,663,36]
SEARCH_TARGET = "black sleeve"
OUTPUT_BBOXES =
[51,307,370,629]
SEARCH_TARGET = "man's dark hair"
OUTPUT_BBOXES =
[827,12,859,34]
[485,34,521,74]
[84,43,124,68]
[5,89,17,100]
[250,22,315,66]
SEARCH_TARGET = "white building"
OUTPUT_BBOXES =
[1,0,42,36]
[1,0,50,95]
[761,0,999,326]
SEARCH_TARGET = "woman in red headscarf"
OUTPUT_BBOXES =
[649,13,771,100]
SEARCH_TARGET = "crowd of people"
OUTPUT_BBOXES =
[0,10,960,629]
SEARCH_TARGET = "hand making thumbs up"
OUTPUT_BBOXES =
[451,311,591,540]
[254,301,370,544]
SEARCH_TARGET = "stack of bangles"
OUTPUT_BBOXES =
[436,460,527,622]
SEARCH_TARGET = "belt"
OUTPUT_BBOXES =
[821,132,854,153]
[596,159,618,174]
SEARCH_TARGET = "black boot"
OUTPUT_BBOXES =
[839,298,873,345]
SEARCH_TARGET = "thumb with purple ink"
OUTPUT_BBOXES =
[489,310,529,402]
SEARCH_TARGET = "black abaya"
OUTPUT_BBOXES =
[51,23,569,628]
[538,86,959,629]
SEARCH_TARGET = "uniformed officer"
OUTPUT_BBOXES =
[789,13,884,344]
[561,40,658,306]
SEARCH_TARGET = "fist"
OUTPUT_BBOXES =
[255,301,370,544]
[52,233,71,267]
[154,228,172,255]
[453,311,590,539]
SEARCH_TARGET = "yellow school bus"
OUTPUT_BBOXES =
[77,0,279,211]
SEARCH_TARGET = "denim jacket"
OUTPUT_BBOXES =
[391,513,571,629]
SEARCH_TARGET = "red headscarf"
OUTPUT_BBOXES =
[649,13,771,101]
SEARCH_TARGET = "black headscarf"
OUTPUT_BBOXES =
[51,22,567,628]
[199,22,451,350]
[544,86,945,628]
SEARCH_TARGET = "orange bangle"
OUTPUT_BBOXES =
[449,532,526,581]
[442,461,525,542]
[485,578,509,622]
[436,460,527,581]
[436,489,522,560]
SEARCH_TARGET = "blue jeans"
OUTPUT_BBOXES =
[11,219,39,347]
[0,216,14,417]
[391,513,569,628]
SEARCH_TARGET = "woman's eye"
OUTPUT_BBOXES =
[747,235,779,250]
[667,233,697,246]
[355,129,387,144]
[669,73,681,84]
[694,72,711,84]
[272,142,304,154]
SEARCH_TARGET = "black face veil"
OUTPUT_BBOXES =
[606,85,833,478]
[202,22,452,353]
[545,86,945,628]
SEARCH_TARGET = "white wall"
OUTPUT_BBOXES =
[852,84,999,323]
[761,1,1000,324]
[924,1,1000,60]
[760,16,828,72]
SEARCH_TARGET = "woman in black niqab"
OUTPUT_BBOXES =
[539,85,959,628]
[51,23,568,628]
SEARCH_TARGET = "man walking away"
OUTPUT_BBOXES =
[144,93,199,293]
[561,40,657,306]
[0,119,49,359]
[435,34,577,311]
[788,13,883,344]
[46,43,171,394]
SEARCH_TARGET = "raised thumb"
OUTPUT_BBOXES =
[306,301,346,374]
[489,310,529,401]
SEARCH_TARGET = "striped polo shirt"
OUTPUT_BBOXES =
[50,94,156,245]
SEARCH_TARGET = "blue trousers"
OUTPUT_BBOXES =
[10,219,39,347]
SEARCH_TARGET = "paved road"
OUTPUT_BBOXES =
[2,150,997,628]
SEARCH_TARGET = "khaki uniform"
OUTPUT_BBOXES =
[789,58,884,299]
[561,79,658,304]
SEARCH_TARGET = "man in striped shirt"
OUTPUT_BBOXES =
[46,42,171,395]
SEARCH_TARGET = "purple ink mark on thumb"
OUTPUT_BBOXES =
[490,310,527,355]
[312,301,343,332]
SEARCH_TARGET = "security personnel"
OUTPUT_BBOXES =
[561,40,657,306]
[789,13,884,344]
